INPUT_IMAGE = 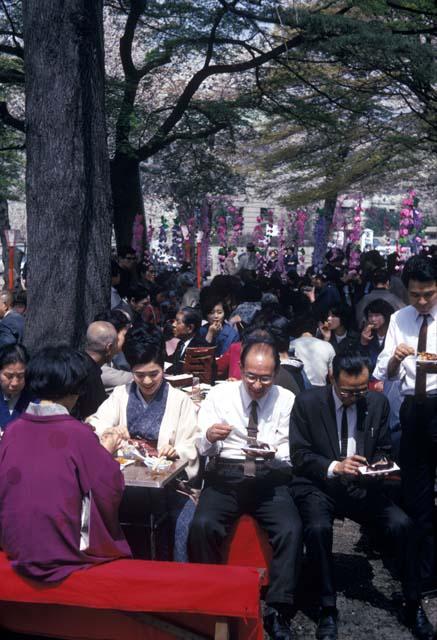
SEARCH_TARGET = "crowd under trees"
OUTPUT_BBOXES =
[0,0,434,347]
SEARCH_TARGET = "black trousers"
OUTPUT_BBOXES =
[188,469,303,607]
[400,396,437,581]
[292,482,420,608]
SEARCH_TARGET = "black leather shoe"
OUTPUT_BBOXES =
[316,607,338,640]
[264,606,294,640]
[403,603,435,640]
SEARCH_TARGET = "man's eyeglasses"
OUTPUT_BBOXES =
[337,388,368,399]
[243,372,274,384]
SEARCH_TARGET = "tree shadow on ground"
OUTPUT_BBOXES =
[295,550,397,622]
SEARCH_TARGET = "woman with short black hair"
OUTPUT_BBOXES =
[0,345,130,582]
[88,326,199,562]
[0,343,32,432]
[318,304,358,354]
[198,287,239,357]
[359,299,395,369]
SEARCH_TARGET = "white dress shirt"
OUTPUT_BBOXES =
[327,388,358,478]
[2,393,20,415]
[197,381,294,468]
[290,337,335,386]
[373,304,437,396]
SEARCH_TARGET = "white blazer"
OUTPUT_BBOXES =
[88,383,200,480]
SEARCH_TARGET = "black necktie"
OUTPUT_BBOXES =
[244,400,258,477]
[415,314,429,397]
[340,406,348,459]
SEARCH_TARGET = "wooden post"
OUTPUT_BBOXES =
[4,229,16,292]
[196,231,203,289]
[8,245,14,291]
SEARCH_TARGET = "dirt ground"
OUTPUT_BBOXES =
[277,518,437,640]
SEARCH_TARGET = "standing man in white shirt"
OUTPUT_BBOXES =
[374,255,437,590]
[188,336,302,640]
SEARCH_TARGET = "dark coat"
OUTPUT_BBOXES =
[168,333,210,375]
[329,329,359,355]
[289,385,391,494]
[0,311,25,348]
[72,353,107,421]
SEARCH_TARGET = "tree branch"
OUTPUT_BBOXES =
[0,143,24,151]
[0,0,23,51]
[0,67,24,84]
[138,31,305,160]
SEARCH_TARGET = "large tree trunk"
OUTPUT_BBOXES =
[23,0,112,351]
[110,152,145,252]
[0,197,10,280]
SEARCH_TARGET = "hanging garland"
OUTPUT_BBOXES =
[209,196,241,273]
[287,208,308,275]
[252,208,275,276]
[399,188,423,254]
[170,217,184,267]
[277,214,286,277]
[331,196,346,247]
[157,215,169,266]
[200,201,211,276]
[312,208,328,268]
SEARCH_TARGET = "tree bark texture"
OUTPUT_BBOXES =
[23,0,112,351]
[0,197,10,277]
[110,152,145,252]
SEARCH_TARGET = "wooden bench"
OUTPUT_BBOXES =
[0,552,263,640]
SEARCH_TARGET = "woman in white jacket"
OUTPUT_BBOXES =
[88,327,199,562]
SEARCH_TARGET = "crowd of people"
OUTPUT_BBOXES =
[0,241,436,640]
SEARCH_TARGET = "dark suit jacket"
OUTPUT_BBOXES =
[72,353,107,421]
[275,366,301,396]
[329,330,359,355]
[289,385,391,494]
[168,333,209,375]
[0,311,25,347]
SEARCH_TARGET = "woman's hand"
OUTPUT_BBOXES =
[318,322,331,342]
[100,429,123,455]
[113,425,130,439]
[158,444,179,460]
[360,323,374,346]
[206,321,222,343]
[303,286,315,303]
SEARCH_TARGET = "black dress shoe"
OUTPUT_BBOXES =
[403,603,435,640]
[264,606,294,640]
[316,607,338,640]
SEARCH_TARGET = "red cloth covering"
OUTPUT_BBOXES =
[0,551,262,639]
[224,515,272,586]
[216,342,242,379]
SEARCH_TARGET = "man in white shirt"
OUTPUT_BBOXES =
[188,336,302,640]
[374,255,437,592]
[289,314,335,386]
[290,352,430,640]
